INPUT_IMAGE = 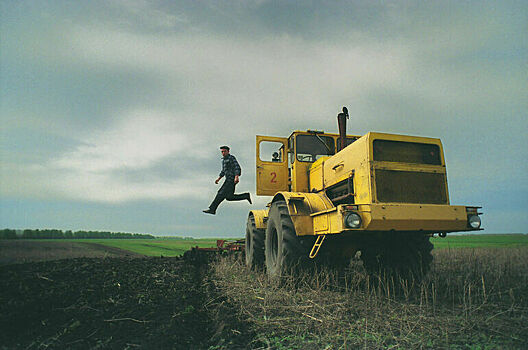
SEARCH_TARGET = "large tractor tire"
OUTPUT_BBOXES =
[245,214,265,269]
[265,200,311,277]
[361,234,433,280]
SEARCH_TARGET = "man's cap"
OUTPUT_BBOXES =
[220,145,230,151]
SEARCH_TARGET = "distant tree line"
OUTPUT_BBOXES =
[0,228,155,240]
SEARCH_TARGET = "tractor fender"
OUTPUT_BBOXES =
[270,192,335,236]
[248,209,269,230]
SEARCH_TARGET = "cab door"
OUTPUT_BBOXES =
[256,135,289,196]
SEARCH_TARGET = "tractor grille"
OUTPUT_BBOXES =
[375,170,447,204]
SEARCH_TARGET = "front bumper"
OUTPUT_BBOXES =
[360,203,478,232]
[309,203,482,235]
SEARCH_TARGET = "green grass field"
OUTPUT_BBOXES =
[431,233,528,249]
[77,238,220,257]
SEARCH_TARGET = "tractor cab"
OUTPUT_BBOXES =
[256,131,359,196]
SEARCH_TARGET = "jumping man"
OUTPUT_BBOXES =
[203,146,251,215]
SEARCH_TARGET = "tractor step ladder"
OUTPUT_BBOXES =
[309,235,326,259]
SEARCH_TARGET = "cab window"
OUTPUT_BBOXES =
[296,134,335,162]
[259,141,284,162]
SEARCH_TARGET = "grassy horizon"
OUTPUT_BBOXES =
[103,234,526,256]
[11,234,526,257]
[78,238,219,257]
[431,233,528,249]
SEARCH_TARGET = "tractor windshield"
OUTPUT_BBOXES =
[296,134,335,162]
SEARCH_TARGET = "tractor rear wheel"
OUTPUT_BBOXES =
[245,214,265,269]
[361,234,433,280]
[265,200,311,277]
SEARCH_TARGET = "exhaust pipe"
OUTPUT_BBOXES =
[337,106,349,151]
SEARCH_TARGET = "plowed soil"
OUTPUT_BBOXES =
[0,242,252,349]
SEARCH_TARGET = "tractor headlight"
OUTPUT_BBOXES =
[344,212,362,229]
[468,215,481,229]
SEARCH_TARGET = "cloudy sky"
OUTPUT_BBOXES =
[1,0,526,237]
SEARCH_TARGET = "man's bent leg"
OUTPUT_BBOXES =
[226,193,250,201]
[225,183,252,204]
[208,181,231,213]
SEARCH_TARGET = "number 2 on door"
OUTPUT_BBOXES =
[270,172,277,183]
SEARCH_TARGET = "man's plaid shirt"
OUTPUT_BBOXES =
[219,154,241,181]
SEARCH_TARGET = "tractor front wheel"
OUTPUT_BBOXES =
[265,200,311,277]
[245,214,265,269]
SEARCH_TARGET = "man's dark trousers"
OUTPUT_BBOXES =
[208,179,249,213]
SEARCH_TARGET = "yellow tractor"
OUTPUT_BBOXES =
[245,107,482,277]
